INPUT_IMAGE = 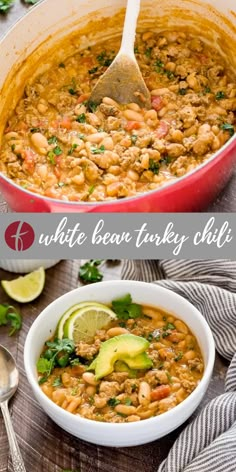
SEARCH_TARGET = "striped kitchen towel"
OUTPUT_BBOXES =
[122,260,236,472]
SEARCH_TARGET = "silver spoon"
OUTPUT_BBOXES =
[89,0,151,108]
[0,345,26,472]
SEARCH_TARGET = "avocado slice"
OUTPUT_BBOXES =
[94,334,149,379]
[122,352,153,370]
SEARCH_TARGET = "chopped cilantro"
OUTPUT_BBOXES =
[53,146,62,156]
[76,113,86,123]
[145,47,153,58]
[59,62,65,68]
[221,123,234,137]
[68,144,78,155]
[79,260,104,284]
[88,67,98,75]
[112,294,142,321]
[91,144,106,154]
[131,134,138,145]
[30,127,41,133]
[165,323,176,330]
[88,185,95,195]
[0,303,22,336]
[37,338,75,382]
[174,352,183,362]
[70,358,81,366]
[155,59,164,69]
[164,70,174,79]
[166,372,173,384]
[160,155,172,165]
[107,397,120,407]
[125,398,132,406]
[88,101,98,113]
[179,88,187,95]
[52,376,62,387]
[215,91,226,100]
[47,151,56,165]
[68,88,77,95]
[48,136,58,145]
[149,159,160,175]
[131,384,138,392]
[147,333,154,342]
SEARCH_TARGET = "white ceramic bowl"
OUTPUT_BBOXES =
[24,280,215,447]
[0,260,60,273]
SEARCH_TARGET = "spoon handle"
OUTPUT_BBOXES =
[120,0,141,56]
[1,401,26,472]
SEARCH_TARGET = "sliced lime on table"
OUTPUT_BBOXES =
[1,267,45,303]
[63,304,117,343]
[56,301,110,339]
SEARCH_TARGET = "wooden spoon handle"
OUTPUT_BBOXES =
[120,0,141,56]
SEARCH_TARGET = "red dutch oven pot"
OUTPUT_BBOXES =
[0,0,235,212]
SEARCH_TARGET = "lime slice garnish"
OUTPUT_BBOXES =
[57,302,110,339]
[1,267,45,303]
[63,304,117,343]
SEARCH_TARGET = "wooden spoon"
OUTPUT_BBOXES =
[88,0,151,109]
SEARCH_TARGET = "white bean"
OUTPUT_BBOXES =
[31,132,48,149]
[82,372,99,386]
[138,382,151,406]
[107,327,129,337]
[123,109,144,122]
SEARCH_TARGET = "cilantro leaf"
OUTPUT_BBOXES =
[107,397,120,407]
[76,113,86,123]
[174,352,183,362]
[52,376,62,387]
[0,304,22,336]
[221,123,234,137]
[149,159,160,175]
[215,91,226,100]
[37,338,75,382]
[90,144,105,155]
[37,358,52,374]
[0,0,14,13]
[79,260,104,284]
[112,294,142,320]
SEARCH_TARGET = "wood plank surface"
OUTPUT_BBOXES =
[0,1,236,213]
[0,260,229,472]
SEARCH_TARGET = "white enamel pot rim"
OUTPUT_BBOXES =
[24,280,215,447]
[0,0,236,212]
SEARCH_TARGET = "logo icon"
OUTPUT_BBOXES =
[5,221,35,251]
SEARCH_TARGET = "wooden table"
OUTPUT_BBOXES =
[0,260,229,472]
[0,0,236,213]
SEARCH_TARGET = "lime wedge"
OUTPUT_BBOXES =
[57,302,110,339]
[1,267,45,303]
[64,304,117,343]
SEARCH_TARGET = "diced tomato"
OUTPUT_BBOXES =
[22,150,35,174]
[44,188,59,199]
[155,121,169,139]
[168,331,180,343]
[151,95,164,111]
[52,117,72,130]
[195,53,208,64]
[77,93,90,104]
[16,121,28,131]
[150,385,171,402]
[54,166,62,178]
[125,121,142,131]
[80,57,94,67]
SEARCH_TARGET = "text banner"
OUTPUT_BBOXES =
[0,213,235,259]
